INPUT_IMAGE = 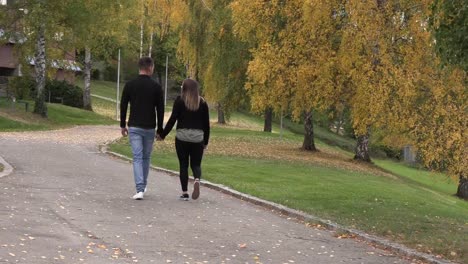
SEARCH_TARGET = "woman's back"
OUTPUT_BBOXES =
[174,96,208,130]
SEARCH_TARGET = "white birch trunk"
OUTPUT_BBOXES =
[33,23,47,117]
[140,21,144,58]
[83,47,92,110]
[149,31,153,57]
[354,132,371,162]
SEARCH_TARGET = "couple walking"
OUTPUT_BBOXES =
[120,57,210,201]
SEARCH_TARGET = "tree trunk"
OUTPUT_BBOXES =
[354,133,372,162]
[264,108,272,132]
[456,175,468,200]
[148,31,153,57]
[33,23,47,118]
[217,102,226,124]
[336,111,345,134]
[302,111,317,151]
[83,47,92,111]
[139,21,144,58]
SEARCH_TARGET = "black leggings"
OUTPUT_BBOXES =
[175,139,204,192]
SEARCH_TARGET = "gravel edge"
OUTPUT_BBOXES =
[99,143,456,264]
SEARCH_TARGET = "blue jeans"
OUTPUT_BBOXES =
[129,127,155,193]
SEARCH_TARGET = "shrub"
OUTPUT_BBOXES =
[103,65,118,82]
[91,69,101,80]
[45,80,83,108]
[6,76,35,100]
[377,144,402,160]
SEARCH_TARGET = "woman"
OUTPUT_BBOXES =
[160,79,210,201]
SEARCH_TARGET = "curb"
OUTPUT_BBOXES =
[99,144,455,264]
[0,155,13,178]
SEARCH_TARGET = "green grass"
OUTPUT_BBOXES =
[278,114,357,153]
[110,122,467,263]
[375,160,458,196]
[46,103,115,126]
[77,80,124,99]
[82,80,174,119]
[92,97,119,119]
[0,98,116,131]
[0,115,47,131]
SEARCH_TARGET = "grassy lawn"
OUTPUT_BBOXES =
[82,80,174,120]
[375,160,458,196]
[77,80,124,99]
[0,98,116,132]
[92,97,119,120]
[110,119,467,263]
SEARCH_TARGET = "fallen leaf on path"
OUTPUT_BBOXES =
[335,233,357,239]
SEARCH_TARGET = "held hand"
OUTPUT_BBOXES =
[121,127,128,137]
[203,145,208,150]
[156,134,164,141]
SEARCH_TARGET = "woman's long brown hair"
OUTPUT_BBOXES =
[181,78,201,111]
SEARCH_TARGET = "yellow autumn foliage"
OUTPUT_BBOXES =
[231,0,466,179]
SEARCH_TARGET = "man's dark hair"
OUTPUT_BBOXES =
[138,57,154,70]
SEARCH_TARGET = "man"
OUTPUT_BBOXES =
[120,57,164,200]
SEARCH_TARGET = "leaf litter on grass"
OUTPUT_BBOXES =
[156,133,396,178]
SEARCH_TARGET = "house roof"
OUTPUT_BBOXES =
[1,29,80,72]
[28,58,82,72]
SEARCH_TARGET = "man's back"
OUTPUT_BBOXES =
[120,75,164,132]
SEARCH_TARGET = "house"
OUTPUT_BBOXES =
[0,31,82,82]
[0,0,81,97]
[0,29,17,97]
[0,35,18,76]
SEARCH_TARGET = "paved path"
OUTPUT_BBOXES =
[0,126,414,264]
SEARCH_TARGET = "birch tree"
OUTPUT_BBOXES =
[0,0,71,117]
[202,0,249,122]
[65,0,139,111]
[336,0,399,161]
[231,0,294,131]
[232,0,339,151]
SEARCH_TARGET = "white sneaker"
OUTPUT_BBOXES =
[132,192,144,200]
